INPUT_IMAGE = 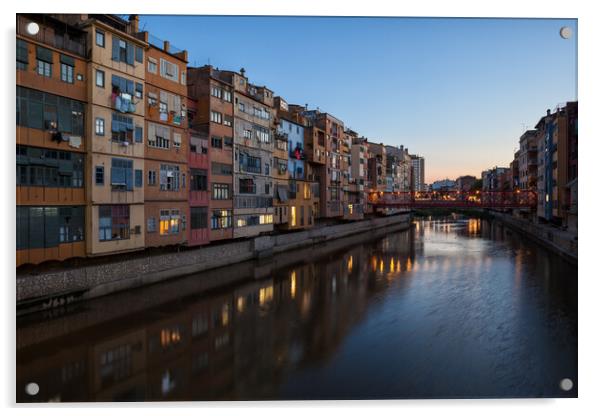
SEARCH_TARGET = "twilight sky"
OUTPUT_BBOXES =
[139,16,577,183]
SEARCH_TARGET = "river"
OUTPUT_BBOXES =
[16,215,578,401]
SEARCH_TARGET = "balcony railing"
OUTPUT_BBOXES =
[17,15,87,57]
[234,195,273,209]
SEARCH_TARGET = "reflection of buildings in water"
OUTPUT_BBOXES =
[16,225,418,402]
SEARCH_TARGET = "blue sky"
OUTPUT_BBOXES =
[140,16,577,183]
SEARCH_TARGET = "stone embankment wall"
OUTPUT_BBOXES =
[17,214,410,312]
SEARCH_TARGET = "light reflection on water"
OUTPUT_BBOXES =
[16,216,577,401]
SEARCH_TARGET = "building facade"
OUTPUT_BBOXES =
[16,14,88,266]
[143,34,189,248]
[185,97,210,246]
[410,154,426,192]
[229,70,275,238]
[367,142,387,193]
[187,65,235,242]
[535,103,578,226]
[518,130,538,191]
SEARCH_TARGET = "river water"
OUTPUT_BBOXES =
[16,216,577,401]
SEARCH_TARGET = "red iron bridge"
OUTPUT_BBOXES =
[368,190,537,209]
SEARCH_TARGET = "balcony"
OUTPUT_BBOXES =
[234,195,273,209]
[17,15,87,58]
[189,151,209,169]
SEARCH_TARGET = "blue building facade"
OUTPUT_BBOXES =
[278,118,305,180]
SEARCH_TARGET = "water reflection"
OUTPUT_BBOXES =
[17,216,577,401]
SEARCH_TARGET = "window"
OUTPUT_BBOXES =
[17,206,84,250]
[212,183,230,200]
[265,183,270,194]
[243,129,252,139]
[191,207,208,229]
[210,111,222,124]
[223,90,232,102]
[239,154,261,173]
[158,209,180,235]
[148,123,170,149]
[17,87,85,135]
[95,166,104,185]
[135,169,143,187]
[95,117,105,136]
[96,30,105,47]
[211,136,222,148]
[211,162,232,176]
[135,83,143,99]
[99,205,130,241]
[223,136,233,147]
[160,58,179,82]
[147,56,157,73]
[239,102,245,112]
[135,46,143,63]
[60,62,74,83]
[110,158,134,191]
[112,37,134,65]
[147,217,157,233]
[148,170,157,185]
[96,69,105,87]
[239,178,256,194]
[223,116,233,127]
[37,60,52,77]
[111,113,133,143]
[16,146,84,188]
[190,169,208,191]
[159,164,180,191]
[173,133,181,148]
[211,86,222,99]
[17,39,28,70]
[265,163,270,175]
[211,209,232,229]
[256,127,270,143]
[135,126,143,143]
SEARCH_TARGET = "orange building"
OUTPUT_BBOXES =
[17,14,88,266]
[142,33,189,247]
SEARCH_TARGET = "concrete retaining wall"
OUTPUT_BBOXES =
[17,214,410,311]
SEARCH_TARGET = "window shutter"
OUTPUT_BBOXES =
[173,133,182,146]
[126,42,134,65]
[111,166,125,185]
[125,165,133,191]
[111,37,120,61]
[36,46,53,63]
[148,123,156,144]
[126,79,134,95]
[135,46,143,63]
[17,39,28,64]
[60,54,74,66]
[135,169,143,187]
[135,126,143,143]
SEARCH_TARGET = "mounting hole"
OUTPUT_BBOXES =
[25,382,39,396]
[559,378,574,391]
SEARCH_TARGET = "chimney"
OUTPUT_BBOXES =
[163,40,170,53]
[128,15,139,33]
[240,67,246,77]
[546,109,551,116]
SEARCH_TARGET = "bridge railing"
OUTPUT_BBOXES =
[368,190,537,208]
